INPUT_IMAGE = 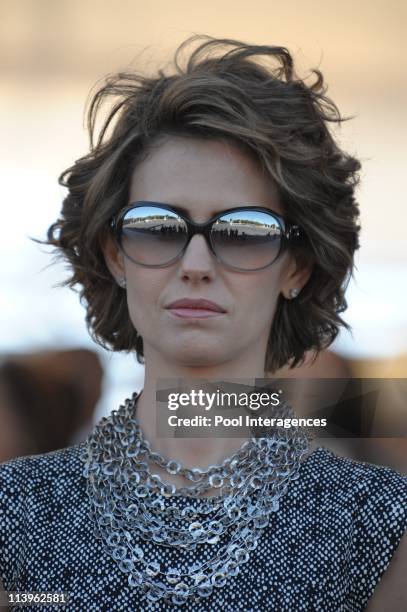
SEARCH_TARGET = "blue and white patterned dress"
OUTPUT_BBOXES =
[0,417,406,611]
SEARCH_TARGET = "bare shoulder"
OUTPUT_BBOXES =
[365,531,407,611]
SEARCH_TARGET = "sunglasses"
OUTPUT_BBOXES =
[110,202,301,272]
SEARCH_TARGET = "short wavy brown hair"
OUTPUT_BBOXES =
[40,35,361,373]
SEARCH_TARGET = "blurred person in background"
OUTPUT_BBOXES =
[349,354,407,475]
[0,36,405,611]
[276,349,407,474]
[0,349,103,462]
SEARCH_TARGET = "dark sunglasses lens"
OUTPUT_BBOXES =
[211,210,282,270]
[120,206,188,265]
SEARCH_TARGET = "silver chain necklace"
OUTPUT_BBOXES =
[80,391,311,606]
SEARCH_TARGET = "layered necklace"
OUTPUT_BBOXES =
[80,391,312,606]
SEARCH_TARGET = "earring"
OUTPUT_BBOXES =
[289,287,299,299]
[117,277,127,289]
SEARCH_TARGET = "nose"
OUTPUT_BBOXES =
[177,234,216,282]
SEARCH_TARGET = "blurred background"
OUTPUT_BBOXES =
[0,0,405,469]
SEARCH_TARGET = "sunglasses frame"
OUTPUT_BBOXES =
[110,201,301,271]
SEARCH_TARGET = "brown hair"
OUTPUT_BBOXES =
[39,35,361,372]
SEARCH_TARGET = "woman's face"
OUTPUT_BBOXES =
[105,136,303,370]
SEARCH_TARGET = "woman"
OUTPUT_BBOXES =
[0,36,405,611]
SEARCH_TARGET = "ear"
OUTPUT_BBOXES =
[101,235,126,283]
[281,255,313,300]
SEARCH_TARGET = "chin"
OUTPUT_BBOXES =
[164,344,229,368]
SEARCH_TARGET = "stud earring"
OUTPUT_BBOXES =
[289,287,299,299]
[117,277,127,289]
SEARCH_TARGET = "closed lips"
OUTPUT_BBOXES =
[165,299,226,312]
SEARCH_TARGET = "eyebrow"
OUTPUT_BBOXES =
[126,200,228,219]
[151,202,278,219]
[163,203,222,218]
[127,200,282,219]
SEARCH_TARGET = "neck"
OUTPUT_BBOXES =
[134,346,268,469]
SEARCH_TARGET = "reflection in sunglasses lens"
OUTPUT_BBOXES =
[119,206,282,269]
[121,206,188,265]
[211,210,282,270]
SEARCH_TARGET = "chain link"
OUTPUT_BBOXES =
[80,391,311,606]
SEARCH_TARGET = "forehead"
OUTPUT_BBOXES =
[128,136,282,218]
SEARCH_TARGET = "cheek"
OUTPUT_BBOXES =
[238,272,282,325]
[257,273,282,298]
[125,271,164,328]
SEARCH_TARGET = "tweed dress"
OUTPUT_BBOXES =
[0,412,406,611]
